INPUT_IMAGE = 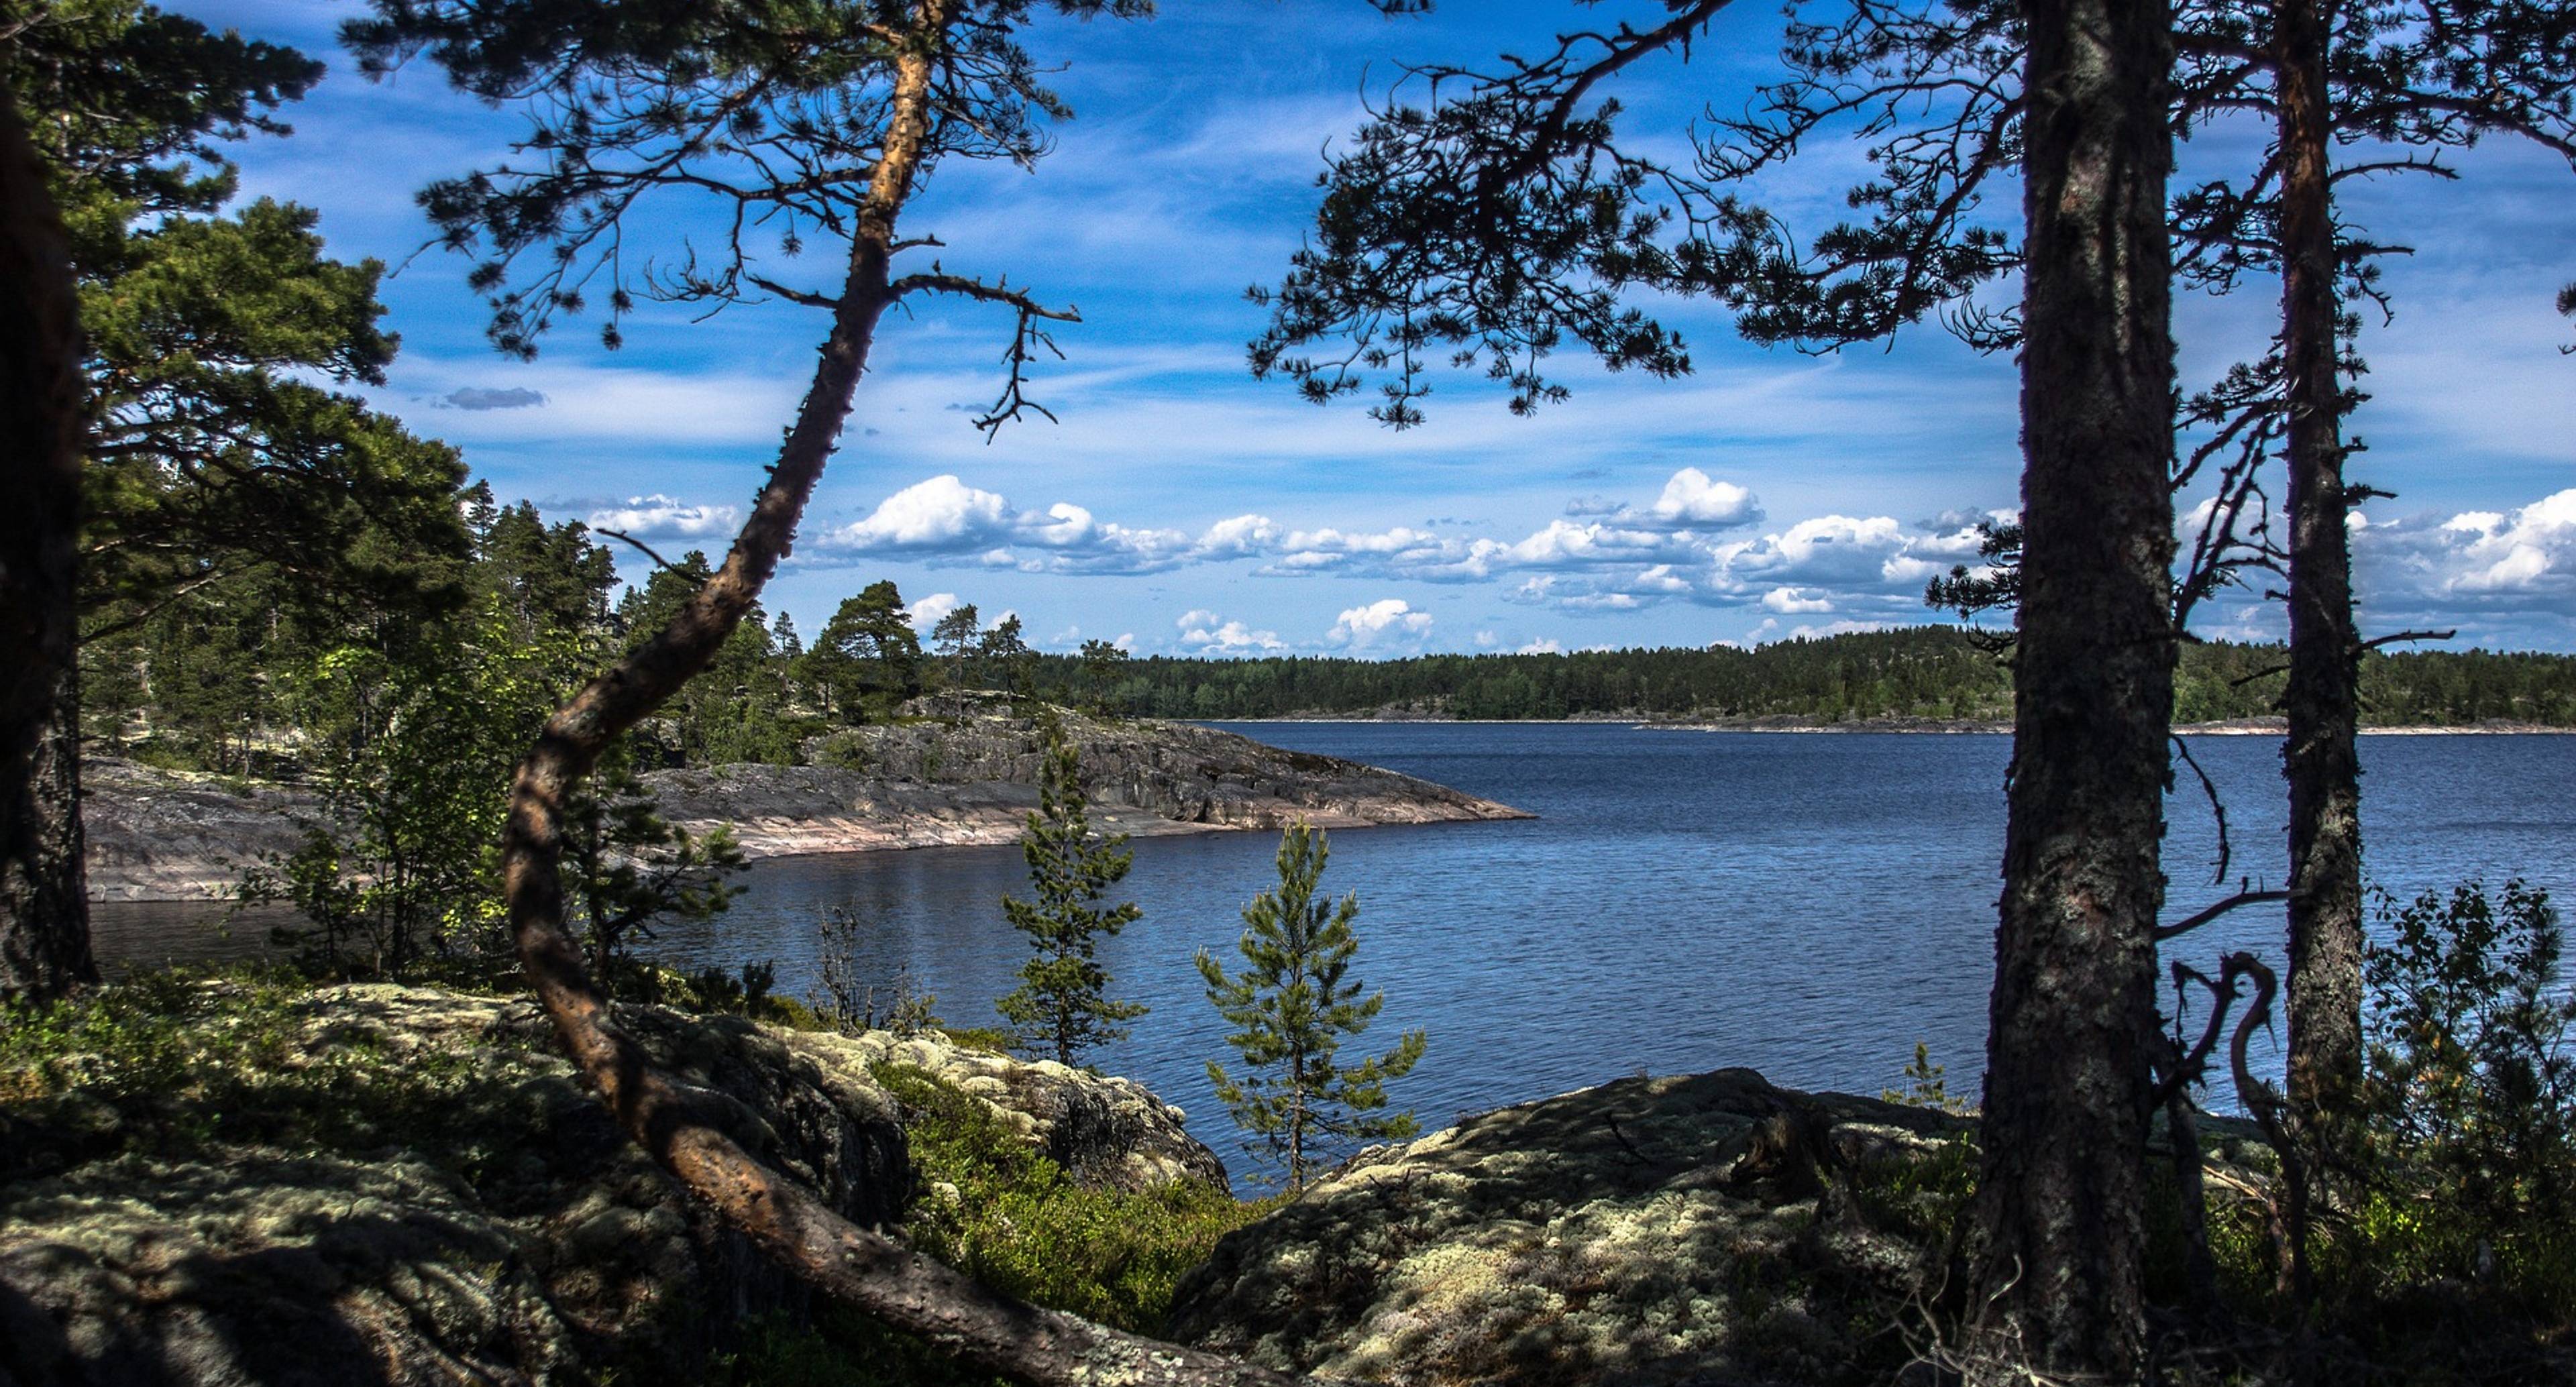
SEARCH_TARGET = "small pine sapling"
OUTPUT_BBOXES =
[1199,821,1426,1188]
[995,730,1147,1065]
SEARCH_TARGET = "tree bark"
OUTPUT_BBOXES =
[491,18,1306,1385]
[1963,0,2177,1372]
[2276,0,2364,1132]
[0,84,99,1005]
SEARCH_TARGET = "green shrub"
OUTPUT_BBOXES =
[2340,879,2576,1323]
[870,1062,1270,1333]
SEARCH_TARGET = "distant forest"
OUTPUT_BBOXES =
[1036,628,2576,726]
[90,490,2576,785]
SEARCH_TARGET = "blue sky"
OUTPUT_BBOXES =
[176,0,2576,655]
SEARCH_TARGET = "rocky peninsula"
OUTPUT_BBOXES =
[80,706,1530,901]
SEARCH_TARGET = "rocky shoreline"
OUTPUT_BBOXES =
[80,708,1531,901]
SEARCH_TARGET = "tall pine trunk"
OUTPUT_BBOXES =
[1963,0,2177,1372]
[488,19,1299,1384]
[0,86,99,1005]
[2277,0,2365,1131]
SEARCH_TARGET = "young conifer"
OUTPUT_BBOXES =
[1199,822,1426,1188]
[995,724,1147,1066]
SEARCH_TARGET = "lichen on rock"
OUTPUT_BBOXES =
[0,981,1228,1385]
[1168,1068,1974,1387]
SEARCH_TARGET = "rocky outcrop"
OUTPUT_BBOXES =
[837,1029,1226,1193]
[640,706,1527,860]
[80,708,1529,899]
[79,759,323,901]
[0,984,1222,1386]
[1169,1068,1971,1387]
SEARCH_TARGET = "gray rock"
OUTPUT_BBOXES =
[0,984,1228,1385]
[79,708,1530,900]
[1168,1068,1970,1387]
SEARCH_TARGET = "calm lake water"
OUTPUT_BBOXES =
[93,726,2576,1180]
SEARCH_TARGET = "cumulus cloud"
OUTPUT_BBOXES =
[839,476,1014,550]
[1567,467,1763,529]
[810,471,2019,629]
[1175,608,1285,653]
[906,591,963,628]
[1518,637,1565,654]
[586,494,742,539]
[826,476,1256,575]
[1326,598,1434,651]
[2355,490,2576,620]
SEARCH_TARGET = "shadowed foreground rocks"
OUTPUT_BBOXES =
[1170,1069,1973,1387]
[0,984,1221,1385]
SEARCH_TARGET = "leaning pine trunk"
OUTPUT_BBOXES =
[492,20,1305,1387]
[0,85,99,1005]
[2276,0,2365,1141]
[1962,0,2178,1373]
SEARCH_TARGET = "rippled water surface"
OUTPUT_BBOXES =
[95,726,2576,1174]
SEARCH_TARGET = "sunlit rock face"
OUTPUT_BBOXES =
[0,985,1222,1386]
[1169,1069,1970,1387]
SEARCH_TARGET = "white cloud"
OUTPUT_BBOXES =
[586,494,743,539]
[839,476,1014,549]
[827,476,1237,575]
[1175,608,1285,653]
[2355,490,2576,620]
[1763,587,1836,614]
[1326,598,1435,651]
[906,591,963,628]
[1646,468,1763,527]
[1518,637,1565,654]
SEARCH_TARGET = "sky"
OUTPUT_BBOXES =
[171,0,2576,656]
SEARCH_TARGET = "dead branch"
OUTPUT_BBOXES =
[594,528,703,584]
[2156,890,2290,944]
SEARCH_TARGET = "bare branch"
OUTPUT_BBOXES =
[2156,890,2290,944]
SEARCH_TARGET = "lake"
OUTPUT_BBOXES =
[92,725,2576,1182]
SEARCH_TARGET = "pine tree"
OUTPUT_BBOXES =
[933,602,983,722]
[995,730,1146,1066]
[1198,822,1426,1189]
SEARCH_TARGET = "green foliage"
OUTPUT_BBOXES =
[871,1063,1267,1334]
[1197,822,1425,1188]
[1880,1041,1972,1115]
[798,580,922,724]
[14,0,474,686]
[618,554,808,767]
[1076,639,1134,716]
[564,738,749,997]
[241,599,561,979]
[1015,628,2576,727]
[2339,879,2576,1319]
[1846,1130,1980,1248]
[994,733,1148,1065]
[932,603,984,723]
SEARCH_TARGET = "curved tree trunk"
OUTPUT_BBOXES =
[0,83,99,1005]
[1963,0,2177,1374]
[492,22,1305,1386]
[2277,0,2364,1142]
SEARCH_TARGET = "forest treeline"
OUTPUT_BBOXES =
[94,495,2576,785]
[1030,631,2576,726]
